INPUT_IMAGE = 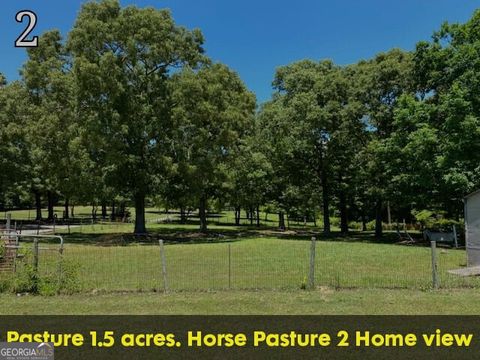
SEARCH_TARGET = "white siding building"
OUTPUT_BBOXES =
[465,190,480,266]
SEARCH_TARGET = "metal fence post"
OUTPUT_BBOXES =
[452,225,458,249]
[57,245,64,290]
[33,238,39,274]
[430,240,439,289]
[6,213,11,234]
[228,243,232,289]
[159,239,168,293]
[308,237,316,289]
[5,214,17,245]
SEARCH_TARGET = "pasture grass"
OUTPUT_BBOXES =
[1,288,480,315]
[1,212,476,316]
[3,208,475,317]
[27,234,478,293]
[2,207,313,228]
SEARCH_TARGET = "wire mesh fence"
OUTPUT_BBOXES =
[63,240,310,292]
[2,236,480,293]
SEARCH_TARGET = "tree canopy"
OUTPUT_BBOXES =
[1,1,479,236]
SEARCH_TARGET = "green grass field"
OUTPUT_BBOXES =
[3,206,316,229]
[1,207,476,315]
[50,237,474,293]
[2,288,480,315]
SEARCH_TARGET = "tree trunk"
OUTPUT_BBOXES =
[322,197,330,234]
[250,206,254,226]
[110,201,115,221]
[119,202,126,220]
[387,200,392,228]
[34,190,42,221]
[91,204,97,220]
[278,211,285,230]
[321,173,331,234]
[199,196,207,232]
[134,193,147,234]
[180,207,187,224]
[71,204,75,218]
[317,143,331,234]
[339,190,348,234]
[47,191,54,221]
[64,197,69,220]
[256,205,260,227]
[375,199,383,238]
[235,206,241,226]
[101,201,107,219]
[361,210,367,231]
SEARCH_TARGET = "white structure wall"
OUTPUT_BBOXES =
[465,190,480,266]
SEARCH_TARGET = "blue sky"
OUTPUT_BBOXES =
[1,0,479,103]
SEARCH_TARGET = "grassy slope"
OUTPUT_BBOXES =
[2,288,479,315]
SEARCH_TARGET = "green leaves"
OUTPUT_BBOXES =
[68,0,207,233]
[1,0,479,232]
[167,64,256,214]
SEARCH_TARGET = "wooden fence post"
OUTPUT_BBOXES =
[58,242,64,288]
[431,240,439,289]
[308,237,316,289]
[453,225,458,249]
[228,243,232,289]
[33,238,39,274]
[159,239,168,293]
[6,213,11,234]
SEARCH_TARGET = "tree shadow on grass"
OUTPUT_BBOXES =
[54,221,446,249]
[61,227,263,246]
[275,229,439,248]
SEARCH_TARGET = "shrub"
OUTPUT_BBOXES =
[11,262,38,294]
[412,209,463,231]
[1,249,81,295]
[8,249,37,294]
[36,259,81,296]
[348,221,363,230]
[330,216,340,227]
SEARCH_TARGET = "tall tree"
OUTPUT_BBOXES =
[170,63,256,232]
[256,98,294,230]
[412,10,480,216]
[68,0,205,234]
[0,78,30,210]
[228,139,273,227]
[270,60,366,234]
[357,49,413,237]
[21,30,76,221]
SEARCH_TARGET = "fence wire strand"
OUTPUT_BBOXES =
[3,237,480,293]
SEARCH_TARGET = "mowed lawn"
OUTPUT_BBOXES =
[2,288,480,315]
[3,206,287,227]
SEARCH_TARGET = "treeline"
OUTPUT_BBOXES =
[0,1,479,236]
[255,11,480,236]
